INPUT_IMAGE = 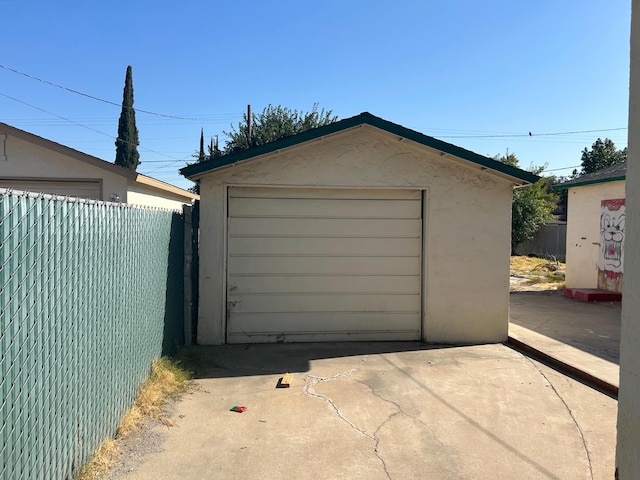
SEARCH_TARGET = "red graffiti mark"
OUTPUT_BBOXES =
[602,198,625,211]
[604,270,622,279]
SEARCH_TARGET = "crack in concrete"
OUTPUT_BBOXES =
[303,369,393,479]
[353,376,453,476]
[303,369,374,440]
[524,357,595,480]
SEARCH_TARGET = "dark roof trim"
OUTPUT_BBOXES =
[180,112,539,184]
[555,175,626,190]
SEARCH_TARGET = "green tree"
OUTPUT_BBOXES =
[223,103,338,153]
[188,132,223,194]
[198,128,205,163]
[114,65,140,170]
[579,138,626,175]
[496,154,558,253]
[207,135,222,161]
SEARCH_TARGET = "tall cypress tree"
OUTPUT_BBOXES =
[198,128,205,163]
[114,65,140,170]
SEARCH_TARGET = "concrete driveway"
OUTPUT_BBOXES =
[110,342,616,480]
[509,290,621,389]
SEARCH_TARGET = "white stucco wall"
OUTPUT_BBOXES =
[195,126,514,345]
[1,133,128,201]
[126,182,191,210]
[616,0,640,475]
[565,181,626,289]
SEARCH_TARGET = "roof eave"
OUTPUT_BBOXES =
[555,175,626,190]
[180,112,538,185]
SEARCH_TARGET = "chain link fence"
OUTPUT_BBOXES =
[0,189,185,480]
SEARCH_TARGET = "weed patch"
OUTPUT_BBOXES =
[511,256,566,291]
[76,357,191,479]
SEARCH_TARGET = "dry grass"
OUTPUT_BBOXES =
[76,440,118,480]
[510,255,566,290]
[118,357,191,436]
[510,255,564,275]
[75,357,191,480]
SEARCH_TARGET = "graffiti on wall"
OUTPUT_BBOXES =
[598,198,625,292]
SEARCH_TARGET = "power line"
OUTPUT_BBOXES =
[0,63,241,121]
[543,165,582,173]
[438,127,627,139]
[0,91,184,161]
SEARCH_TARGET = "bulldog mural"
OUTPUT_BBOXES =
[598,198,625,292]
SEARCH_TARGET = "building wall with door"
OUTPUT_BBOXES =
[565,180,625,289]
[195,125,516,345]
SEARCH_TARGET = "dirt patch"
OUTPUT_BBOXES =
[510,256,565,292]
[106,418,168,479]
[510,275,564,292]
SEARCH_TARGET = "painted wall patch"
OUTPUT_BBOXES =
[598,198,625,292]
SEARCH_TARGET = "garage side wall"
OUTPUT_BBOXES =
[197,127,513,344]
[1,133,128,201]
[565,181,625,289]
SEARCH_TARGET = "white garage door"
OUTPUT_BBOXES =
[226,187,423,343]
[0,179,101,200]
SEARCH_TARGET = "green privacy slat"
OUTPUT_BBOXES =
[0,191,186,479]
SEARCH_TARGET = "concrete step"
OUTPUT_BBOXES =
[564,287,622,302]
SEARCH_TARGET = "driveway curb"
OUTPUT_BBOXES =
[506,336,619,399]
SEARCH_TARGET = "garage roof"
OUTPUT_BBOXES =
[554,161,626,190]
[180,112,539,185]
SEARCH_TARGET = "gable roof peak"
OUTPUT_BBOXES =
[180,112,538,185]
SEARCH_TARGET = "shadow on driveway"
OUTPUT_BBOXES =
[176,341,461,379]
[509,290,621,365]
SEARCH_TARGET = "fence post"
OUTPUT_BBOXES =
[183,204,193,346]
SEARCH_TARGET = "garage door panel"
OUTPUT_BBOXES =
[230,187,422,201]
[228,313,421,337]
[226,187,423,343]
[229,294,421,314]
[229,237,422,256]
[229,197,421,219]
[229,330,420,343]
[229,256,420,275]
[230,218,421,238]
[228,275,420,295]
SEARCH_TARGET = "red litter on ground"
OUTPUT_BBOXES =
[230,405,247,413]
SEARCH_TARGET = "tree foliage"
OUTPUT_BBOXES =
[188,133,222,194]
[496,154,558,253]
[114,65,140,171]
[198,128,205,163]
[223,103,338,153]
[579,138,626,175]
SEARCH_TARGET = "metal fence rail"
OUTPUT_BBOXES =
[0,190,184,480]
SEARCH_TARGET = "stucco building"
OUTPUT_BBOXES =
[0,122,198,209]
[181,113,537,345]
[557,162,626,295]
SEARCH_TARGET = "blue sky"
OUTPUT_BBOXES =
[0,0,631,190]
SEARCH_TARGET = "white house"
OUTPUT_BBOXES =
[0,122,198,209]
[181,112,537,345]
[557,162,626,298]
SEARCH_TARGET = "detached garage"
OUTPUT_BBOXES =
[181,113,537,345]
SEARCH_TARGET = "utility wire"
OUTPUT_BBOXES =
[438,127,627,139]
[0,91,184,161]
[0,63,240,121]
